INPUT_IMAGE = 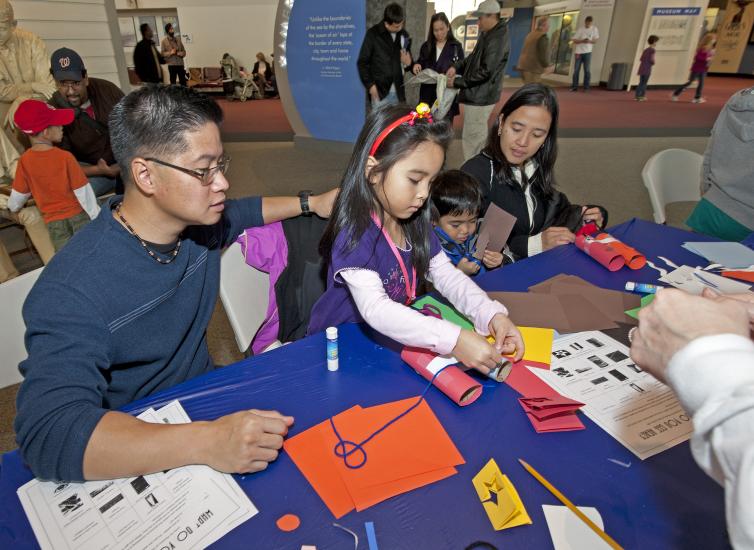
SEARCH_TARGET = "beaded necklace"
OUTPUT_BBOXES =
[116,203,181,264]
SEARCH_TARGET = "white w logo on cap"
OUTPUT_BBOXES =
[59,57,71,68]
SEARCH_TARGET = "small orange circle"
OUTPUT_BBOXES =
[276,513,301,532]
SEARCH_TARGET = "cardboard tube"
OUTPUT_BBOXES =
[575,235,625,271]
[595,233,646,270]
[401,348,483,406]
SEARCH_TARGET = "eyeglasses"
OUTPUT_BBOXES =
[144,155,231,186]
[57,81,85,91]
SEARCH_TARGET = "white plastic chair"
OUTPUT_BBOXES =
[219,241,280,355]
[641,148,703,224]
[0,267,43,388]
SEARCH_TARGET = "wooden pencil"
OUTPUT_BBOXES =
[518,458,624,550]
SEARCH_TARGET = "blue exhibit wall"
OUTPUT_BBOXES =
[287,0,366,142]
[505,8,534,78]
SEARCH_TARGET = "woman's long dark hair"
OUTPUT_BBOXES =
[320,104,453,280]
[425,12,455,47]
[483,83,559,197]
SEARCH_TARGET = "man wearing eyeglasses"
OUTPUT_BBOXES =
[15,85,337,482]
[48,48,124,196]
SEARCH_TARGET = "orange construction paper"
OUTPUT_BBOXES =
[276,513,301,532]
[283,406,361,518]
[284,398,464,518]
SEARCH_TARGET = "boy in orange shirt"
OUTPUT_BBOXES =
[8,99,100,251]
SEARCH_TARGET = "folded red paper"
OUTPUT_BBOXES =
[401,347,482,406]
[518,395,585,433]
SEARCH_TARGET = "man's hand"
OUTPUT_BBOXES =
[482,250,504,269]
[452,329,502,374]
[203,409,293,474]
[400,49,412,67]
[541,226,576,250]
[309,188,339,218]
[489,313,525,361]
[369,84,379,102]
[457,257,481,275]
[630,289,750,382]
[701,288,754,331]
[412,63,422,75]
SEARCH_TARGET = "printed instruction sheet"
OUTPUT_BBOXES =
[17,400,258,550]
[532,331,692,459]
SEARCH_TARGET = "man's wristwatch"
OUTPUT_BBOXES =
[298,190,313,216]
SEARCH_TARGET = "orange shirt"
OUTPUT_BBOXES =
[12,147,88,223]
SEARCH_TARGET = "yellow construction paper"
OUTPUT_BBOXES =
[487,326,554,366]
[472,459,532,531]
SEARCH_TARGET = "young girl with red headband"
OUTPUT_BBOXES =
[308,104,524,374]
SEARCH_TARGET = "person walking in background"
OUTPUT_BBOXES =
[570,15,599,91]
[411,12,464,121]
[160,23,187,86]
[133,23,164,85]
[672,33,716,104]
[446,0,510,160]
[635,35,659,101]
[357,3,413,109]
[517,17,553,84]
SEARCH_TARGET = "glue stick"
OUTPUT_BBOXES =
[326,327,339,371]
[625,282,658,294]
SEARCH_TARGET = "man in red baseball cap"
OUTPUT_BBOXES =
[7,99,100,251]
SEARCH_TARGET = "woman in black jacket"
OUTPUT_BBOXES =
[461,84,607,261]
[411,12,464,120]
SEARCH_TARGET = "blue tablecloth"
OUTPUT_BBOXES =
[0,219,729,549]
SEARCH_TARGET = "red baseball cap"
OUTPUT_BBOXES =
[14,99,74,135]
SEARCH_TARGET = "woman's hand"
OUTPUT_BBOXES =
[482,250,504,269]
[412,63,422,75]
[452,329,502,375]
[457,257,480,275]
[541,226,576,250]
[488,313,524,361]
[581,206,604,228]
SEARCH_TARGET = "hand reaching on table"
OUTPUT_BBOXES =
[204,409,294,474]
[489,313,524,361]
[452,329,502,375]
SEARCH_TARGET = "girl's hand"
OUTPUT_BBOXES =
[581,206,604,228]
[457,257,480,275]
[541,226,575,250]
[412,63,422,75]
[488,313,524,361]
[452,329,501,374]
[482,250,504,269]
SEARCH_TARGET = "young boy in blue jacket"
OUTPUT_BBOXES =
[431,170,504,276]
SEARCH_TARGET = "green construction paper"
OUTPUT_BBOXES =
[625,294,655,319]
[413,296,473,330]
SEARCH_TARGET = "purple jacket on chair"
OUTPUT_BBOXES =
[237,223,288,354]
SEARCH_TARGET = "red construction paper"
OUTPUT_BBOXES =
[503,360,557,398]
[722,270,754,283]
[401,348,483,406]
[596,233,647,270]
[575,234,625,271]
[519,396,585,421]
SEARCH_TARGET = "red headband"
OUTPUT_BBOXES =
[368,103,434,157]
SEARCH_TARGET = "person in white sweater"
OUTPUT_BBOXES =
[630,288,754,548]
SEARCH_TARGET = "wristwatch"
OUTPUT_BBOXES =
[298,190,313,216]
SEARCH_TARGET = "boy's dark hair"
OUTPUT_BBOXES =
[165,23,173,33]
[430,170,483,221]
[139,23,150,36]
[648,35,659,45]
[320,103,453,280]
[384,3,405,25]
[109,85,223,186]
[585,16,593,23]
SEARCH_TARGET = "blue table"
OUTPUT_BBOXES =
[0,219,728,549]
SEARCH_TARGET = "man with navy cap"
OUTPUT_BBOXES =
[49,47,125,196]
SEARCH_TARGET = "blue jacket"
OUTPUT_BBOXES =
[433,226,486,275]
[14,196,263,481]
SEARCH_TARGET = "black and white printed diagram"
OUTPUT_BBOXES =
[587,355,610,368]
[57,493,84,516]
[606,350,629,363]
[553,349,572,359]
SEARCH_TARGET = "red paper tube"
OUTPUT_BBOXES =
[401,347,482,406]
[575,234,625,271]
[594,233,646,269]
